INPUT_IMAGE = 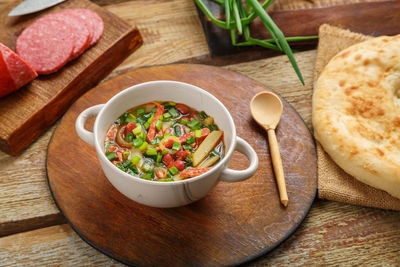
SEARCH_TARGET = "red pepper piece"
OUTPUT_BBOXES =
[176,150,190,160]
[179,168,210,178]
[125,122,137,134]
[147,104,164,142]
[162,154,174,166]
[175,103,190,114]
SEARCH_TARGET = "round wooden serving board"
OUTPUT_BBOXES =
[47,64,317,267]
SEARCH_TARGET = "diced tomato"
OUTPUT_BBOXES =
[162,154,174,166]
[155,169,167,179]
[179,132,194,143]
[147,104,164,142]
[173,160,185,171]
[176,150,190,160]
[176,103,190,114]
[179,168,210,178]
[168,160,185,171]
[164,138,175,149]
[125,122,137,135]
[108,146,117,152]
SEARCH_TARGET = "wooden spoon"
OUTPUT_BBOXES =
[250,91,289,207]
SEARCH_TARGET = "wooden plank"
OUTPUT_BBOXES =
[0,0,142,155]
[197,0,398,55]
[105,0,209,76]
[1,200,399,265]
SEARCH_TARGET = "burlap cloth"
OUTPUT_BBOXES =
[314,24,400,210]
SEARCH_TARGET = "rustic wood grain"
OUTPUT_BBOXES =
[0,0,142,155]
[46,64,317,266]
[198,0,399,54]
[1,200,399,266]
[1,0,400,265]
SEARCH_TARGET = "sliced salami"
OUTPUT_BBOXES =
[0,51,16,97]
[0,43,37,93]
[38,11,91,60]
[67,9,104,46]
[16,18,75,74]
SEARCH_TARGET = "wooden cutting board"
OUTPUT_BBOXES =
[197,0,400,54]
[46,64,317,266]
[0,0,143,155]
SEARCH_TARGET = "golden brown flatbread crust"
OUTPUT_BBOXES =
[312,35,400,199]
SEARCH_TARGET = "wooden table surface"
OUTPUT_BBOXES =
[1,0,399,266]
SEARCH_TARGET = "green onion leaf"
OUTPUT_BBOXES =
[133,137,144,148]
[136,107,145,116]
[106,151,118,161]
[172,142,181,151]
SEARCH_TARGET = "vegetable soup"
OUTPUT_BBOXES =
[104,101,224,181]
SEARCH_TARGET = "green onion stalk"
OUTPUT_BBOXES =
[194,0,318,85]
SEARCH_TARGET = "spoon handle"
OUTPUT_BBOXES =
[267,129,289,207]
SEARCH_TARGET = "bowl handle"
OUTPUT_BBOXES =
[219,137,258,182]
[75,104,104,146]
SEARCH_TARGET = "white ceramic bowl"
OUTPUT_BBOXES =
[75,81,258,208]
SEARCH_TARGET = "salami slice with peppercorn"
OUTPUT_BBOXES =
[16,18,75,74]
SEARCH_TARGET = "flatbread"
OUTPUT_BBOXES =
[312,35,400,199]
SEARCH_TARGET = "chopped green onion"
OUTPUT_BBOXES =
[208,124,218,131]
[150,138,160,145]
[136,107,145,116]
[141,172,153,180]
[186,135,195,145]
[122,151,130,160]
[131,155,141,164]
[106,151,118,161]
[172,142,181,151]
[125,132,134,142]
[125,113,137,123]
[169,102,176,106]
[162,149,168,155]
[156,153,162,163]
[139,141,148,151]
[122,160,132,168]
[128,165,139,174]
[143,122,150,130]
[182,144,193,151]
[169,166,179,176]
[146,148,158,156]
[199,111,207,120]
[195,130,202,138]
[187,119,199,128]
[168,107,179,118]
[133,137,144,148]
[174,125,182,137]
[116,162,125,171]
[147,114,154,124]
[180,118,188,125]
[142,163,152,172]
[155,162,164,167]
[132,125,142,136]
[163,113,171,119]
[163,118,171,122]
[152,107,158,113]
[155,120,162,131]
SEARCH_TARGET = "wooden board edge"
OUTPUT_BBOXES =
[1,27,143,155]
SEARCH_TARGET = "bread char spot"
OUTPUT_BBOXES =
[363,59,370,66]
[354,54,362,61]
[376,148,385,157]
[346,95,385,118]
[339,80,346,87]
